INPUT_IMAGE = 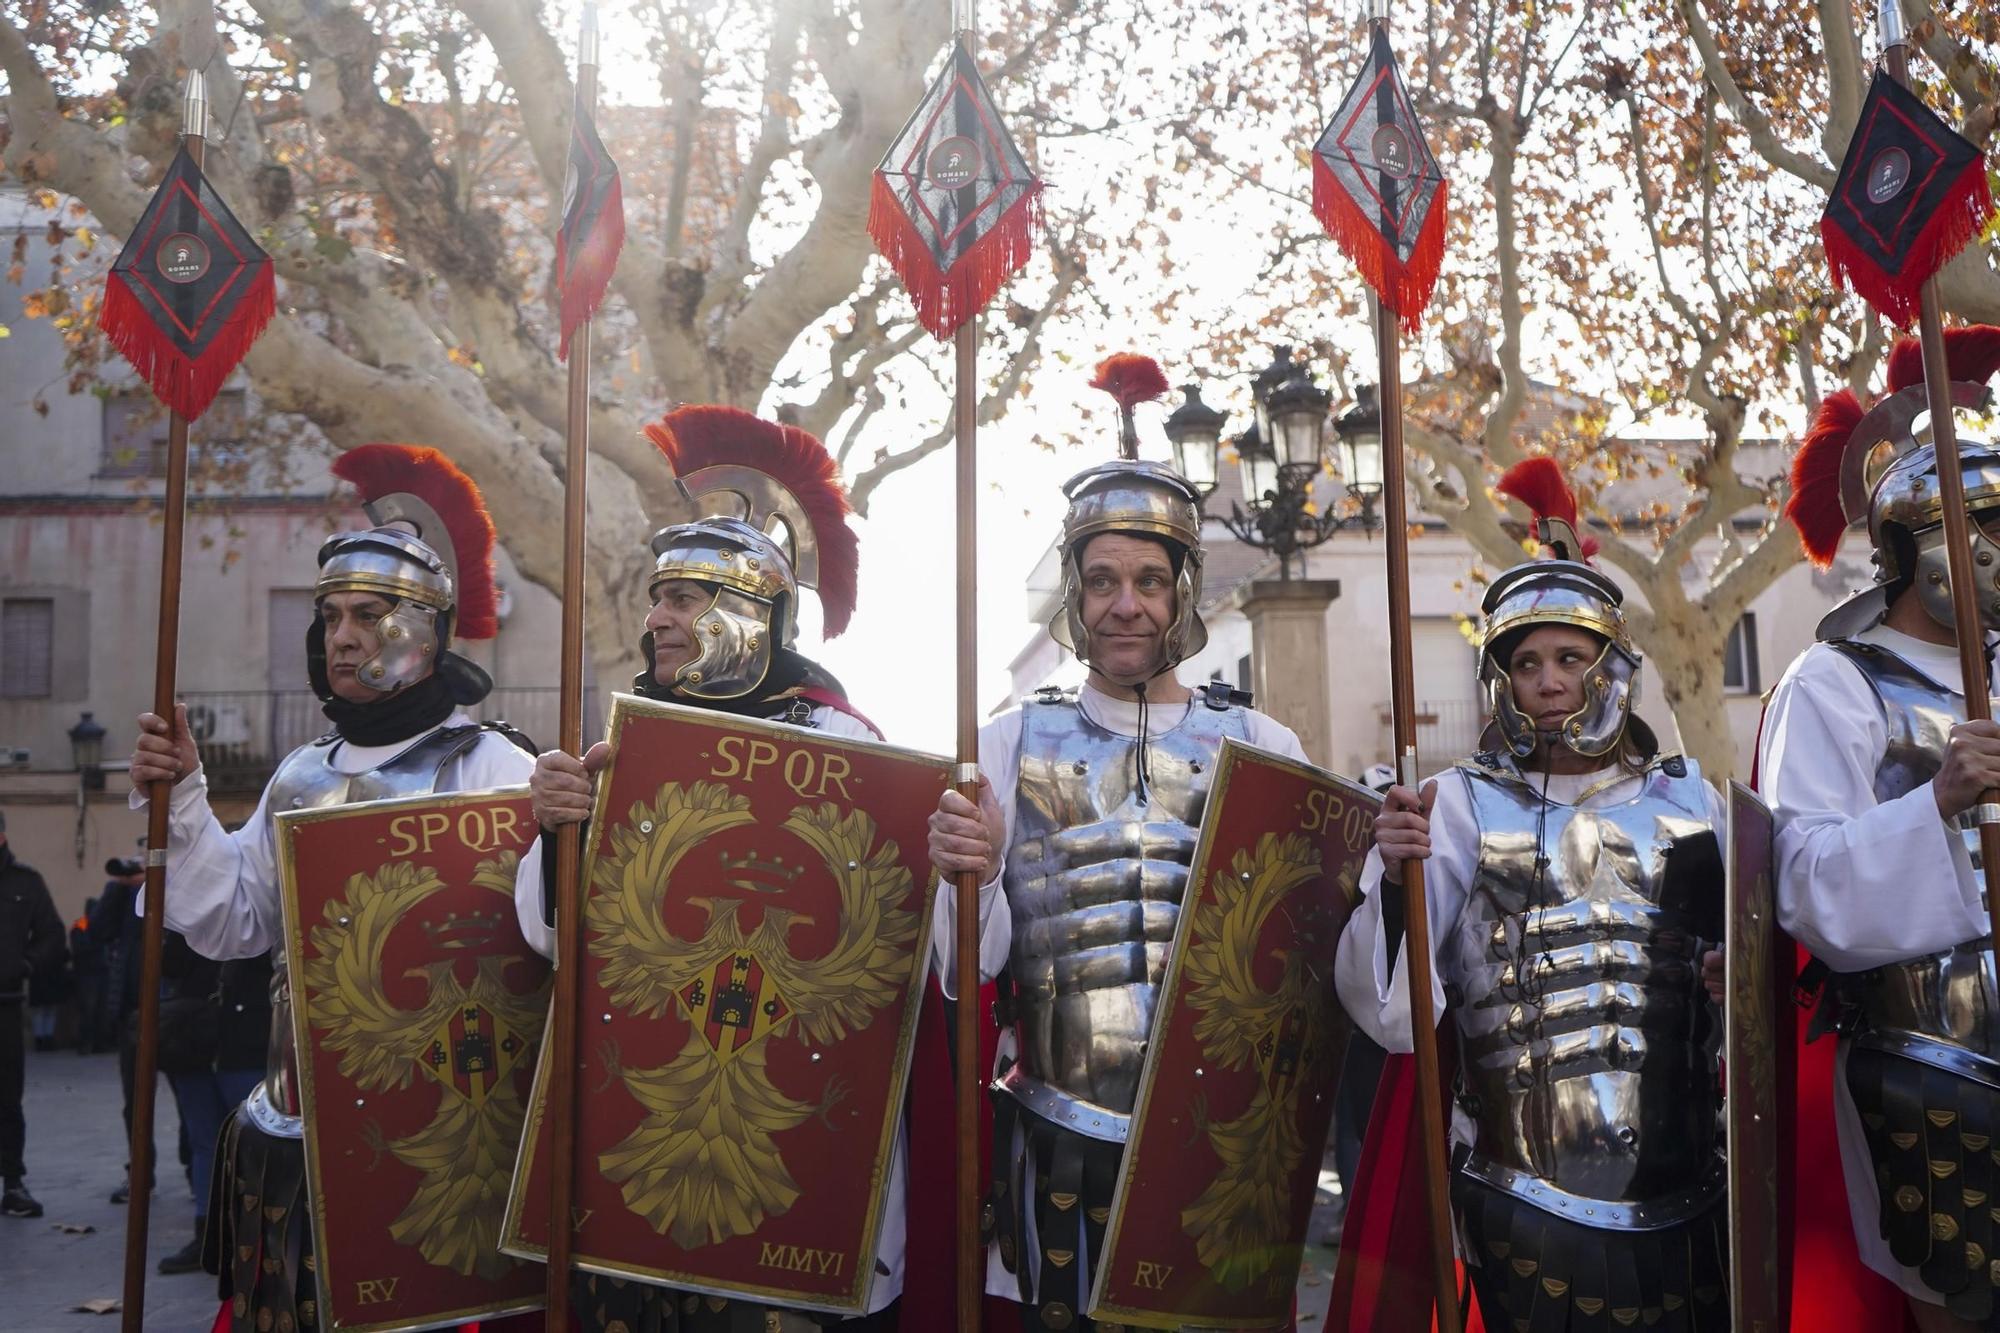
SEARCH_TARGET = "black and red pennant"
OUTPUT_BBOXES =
[99,143,274,421]
[1822,68,1993,328]
[1311,24,1449,334]
[869,43,1043,341]
[557,101,625,361]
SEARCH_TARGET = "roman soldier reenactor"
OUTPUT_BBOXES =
[925,359,1308,1331]
[127,444,536,1331]
[1333,458,1731,1332]
[515,406,924,1331]
[1764,327,2000,1331]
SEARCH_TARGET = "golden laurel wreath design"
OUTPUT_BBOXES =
[1179,831,1335,1291]
[300,849,546,1280]
[584,779,918,1250]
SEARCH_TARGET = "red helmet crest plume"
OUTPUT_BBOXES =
[1089,353,1170,460]
[1787,324,2000,569]
[644,406,860,638]
[1885,324,2000,394]
[1785,389,1868,570]
[1496,456,1600,560]
[330,444,499,639]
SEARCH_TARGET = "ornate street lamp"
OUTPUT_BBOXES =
[1334,382,1386,528]
[1161,383,1227,498]
[1210,347,1352,579]
[68,710,107,792]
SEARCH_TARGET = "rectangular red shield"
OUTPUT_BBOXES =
[1089,740,1376,1329]
[1726,780,1792,1333]
[501,695,949,1313]
[274,787,547,1332]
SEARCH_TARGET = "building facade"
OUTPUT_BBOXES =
[0,187,573,922]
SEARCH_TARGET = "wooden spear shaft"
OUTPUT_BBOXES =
[543,13,598,1327]
[120,72,205,1333]
[1881,33,2000,965]
[953,313,983,1333]
[950,8,986,1328]
[1377,299,1464,1333]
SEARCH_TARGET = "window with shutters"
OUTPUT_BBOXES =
[1,599,55,699]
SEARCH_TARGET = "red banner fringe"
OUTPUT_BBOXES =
[1822,163,1994,328]
[868,173,1045,341]
[1313,155,1449,335]
[557,172,625,362]
[98,265,275,422]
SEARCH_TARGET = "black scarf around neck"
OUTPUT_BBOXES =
[632,639,842,720]
[321,672,459,747]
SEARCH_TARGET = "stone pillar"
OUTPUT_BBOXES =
[1230,577,1340,768]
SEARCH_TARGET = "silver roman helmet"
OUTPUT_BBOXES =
[1050,459,1210,679]
[642,406,859,702]
[1480,457,1644,760]
[312,445,500,701]
[1786,326,2000,641]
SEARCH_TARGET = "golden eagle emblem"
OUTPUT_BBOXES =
[299,851,547,1281]
[1178,831,1340,1292]
[585,780,919,1250]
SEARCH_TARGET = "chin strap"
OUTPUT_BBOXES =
[1132,679,1152,806]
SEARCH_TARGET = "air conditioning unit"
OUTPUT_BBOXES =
[0,748,29,768]
[185,703,251,746]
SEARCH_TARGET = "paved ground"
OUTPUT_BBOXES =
[1,1047,217,1331]
[0,1046,1350,1331]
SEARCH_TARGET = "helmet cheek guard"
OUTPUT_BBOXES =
[1912,520,2000,635]
[670,586,778,701]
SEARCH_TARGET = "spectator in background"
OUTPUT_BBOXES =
[1,809,66,1218]
[156,935,272,1275]
[89,856,149,1204]
[68,899,103,1053]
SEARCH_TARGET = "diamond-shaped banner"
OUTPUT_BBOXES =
[868,42,1044,340]
[100,143,275,420]
[1821,67,1994,329]
[1310,24,1449,333]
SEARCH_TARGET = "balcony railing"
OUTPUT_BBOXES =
[182,687,602,793]
[1375,698,1486,775]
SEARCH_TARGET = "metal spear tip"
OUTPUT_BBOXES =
[579,2,601,68]
[1877,0,1906,50]
[181,70,208,137]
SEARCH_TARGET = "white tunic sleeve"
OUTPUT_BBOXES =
[1762,645,1983,972]
[142,768,285,961]
[136,723,533,962]
[1333,767,1480,1052]
[929,710,1022,999]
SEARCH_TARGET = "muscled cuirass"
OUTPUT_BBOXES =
[998,689,1251,1141]
[1448,756,1725,1226]
[242,724,488,1139]
[1826,639,2000,1084]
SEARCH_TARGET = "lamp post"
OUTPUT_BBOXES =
[1160,349,1384,581]
[68,710,107,867]
[69,710,107,792]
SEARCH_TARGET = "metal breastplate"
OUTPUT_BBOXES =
[243,723,487,1139]
[1824,640,2000,1084]
[999,690,1251,1141]
[1448,757,1724,1226]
